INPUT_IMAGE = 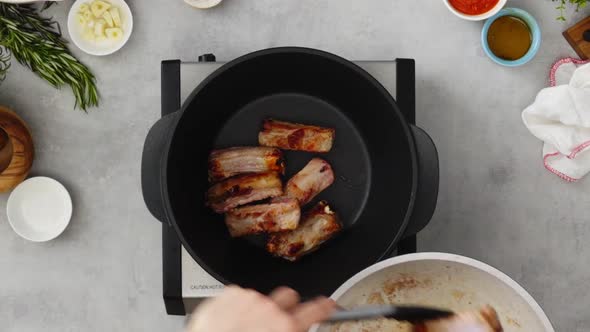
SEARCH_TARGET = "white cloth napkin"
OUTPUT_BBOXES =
[522,59,590,182]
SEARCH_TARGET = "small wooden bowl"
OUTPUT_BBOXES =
[0,106,34,193]
[0,126,13,173]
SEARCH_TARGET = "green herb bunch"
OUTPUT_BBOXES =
[554,0,588,21]
[0,48,9,82]
[0,3,98,111]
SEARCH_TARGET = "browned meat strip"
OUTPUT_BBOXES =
[207,172,283,213]
[224,197,300,237]
[258,119,335,152]
[285,158,334,206]
[208,146,285,182]
[413,306,503,332]
[266,201,341,261]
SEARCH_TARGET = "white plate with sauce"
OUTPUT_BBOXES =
[7,177,72,242]
[67,0,133,56]
[312,253,554,332]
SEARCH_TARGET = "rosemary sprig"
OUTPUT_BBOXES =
[0,3,98,111]
[0,48,9,82]
[42,1,56,11]
[553,0,588,21]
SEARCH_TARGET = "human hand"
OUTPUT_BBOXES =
[187,285,336,332]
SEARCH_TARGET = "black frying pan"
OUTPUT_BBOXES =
[142,47,438,297]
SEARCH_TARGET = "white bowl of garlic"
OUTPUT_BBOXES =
[67,0,132,56]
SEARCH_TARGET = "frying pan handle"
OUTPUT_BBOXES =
[403,125,439,237]
[141,112,180,224]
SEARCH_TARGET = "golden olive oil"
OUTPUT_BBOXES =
[487,16,532,61]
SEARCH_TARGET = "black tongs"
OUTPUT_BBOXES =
[325,304,454,324]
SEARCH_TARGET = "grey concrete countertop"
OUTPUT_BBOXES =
[0,0,588,331]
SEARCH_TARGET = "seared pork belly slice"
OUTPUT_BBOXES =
[258,119,335,153]
[267,201,341,261]
[208,146,284,182]
[224,197,300,237]
[285,158,334,206]
[207,172,283,213]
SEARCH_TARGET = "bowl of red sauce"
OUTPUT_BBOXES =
[443,0,507,21]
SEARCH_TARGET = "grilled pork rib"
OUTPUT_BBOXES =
[258,119,335,152]
[266,201,341,261]
[285,158,334,206]
[207,172,283,213]
[224,197,300,237]
[208,146,285,182]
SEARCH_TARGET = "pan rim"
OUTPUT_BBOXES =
[161,46,420,289]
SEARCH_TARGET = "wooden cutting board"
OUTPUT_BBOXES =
[0,106,34,193]
[563,16,590,60]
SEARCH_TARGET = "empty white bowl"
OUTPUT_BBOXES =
[184,0,223,8]
[7,177,72,242]
[67,0,133,56]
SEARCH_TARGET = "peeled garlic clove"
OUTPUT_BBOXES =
[76,13,87,26]
[91,0,111,18]
[102,11,114,27]
[79,3,90,14]
[105,27,123,40]
[108,7,121,27]
[94,19,106,37]
[82,10,93,21]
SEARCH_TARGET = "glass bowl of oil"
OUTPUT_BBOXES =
[481,8,541,67]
